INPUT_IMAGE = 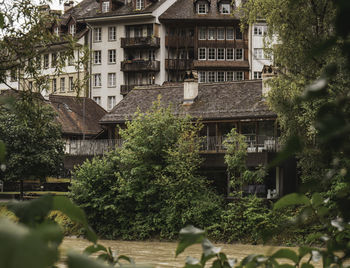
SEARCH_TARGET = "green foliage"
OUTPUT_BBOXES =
[71,100,223,240]
[0,92,64,182]
[224,128,266,190]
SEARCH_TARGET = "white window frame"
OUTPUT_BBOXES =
[108,49,116,64]
[51,53,57,68]
[217,28,225,40]
[93,74,102,87]
[198,47,206,60]
[93,97,101,105]
[217,48,225,60]
[208,48,216,60]
[226,48,234,60]
[208,71,216,82]
[208,28,216,40]
[226,28,234,40]
[108,73,116,87]
[93,27,102,42]
[235,71,243,81]
[217,71,225,82]
[52,79,57,92]
[107,96,116,110]
[69,77,74,91]
[69,24,76,36]
[136,0,144,10]
[254,48,263,59]
[199,27,206,40]
[54,27,59,36]
[94,50,101,64]
[197,2,208,14]
[254,25,263,36]
[235,48,243,60]
[43,54,49,69]
[226,71,234,81]
[102,1,110,13]
[108,26,116,41]
[220,3,230,14]
[60,77,65,92]
[254,71,262,79]
[199,71,206,83]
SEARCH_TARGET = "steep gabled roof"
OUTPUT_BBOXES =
[49,95,106,136]
[100,80,276,124]
[60,0,98,25]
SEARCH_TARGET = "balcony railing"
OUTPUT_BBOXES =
[65,139,123,156]
[165,59,193,70]
[121,36,160,48]
[65,136,279,156]
[200,135,279,153]
[121,60,160,72]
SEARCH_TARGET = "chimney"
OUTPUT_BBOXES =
[183,71,198,105]
[262,65,277,96]
[64,1,74,12]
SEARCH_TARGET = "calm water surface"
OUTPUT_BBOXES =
[60,237,322,267]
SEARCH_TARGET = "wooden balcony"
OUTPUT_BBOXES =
[121,60,160,72]
[121,37,160,48]
[165,59,193,70]
[165,36,194,48]
[65,139,123,156]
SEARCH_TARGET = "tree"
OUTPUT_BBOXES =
[0,91,64,197]
[70,99,223,239]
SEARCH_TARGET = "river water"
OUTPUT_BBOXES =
[60,237,321,267]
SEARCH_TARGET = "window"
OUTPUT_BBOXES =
[226,48,234,60]
[217,48,225,60]
[235,48,243,60]
[148,50,155,60]
[93,28,102,42]
[68,53,75,66]
[147,25,153,37]
[29,81,33,90]
[226,71,234,81]
[36,55,41,69]
[107,96,116,110]
[69,24,76,36]
[199,27,206,40]
[148,73,155,84]
[226,28,234,40]
[108,49,116,64]
[52,79,57,92]
[198,48,206,60]
[108,26,116,41]
[254,48,263,59]
[60,77,65,92]
[254,25,263,36]
[236,27,243,40]
[217,28,225,40]
[69,77,74,91]
[235,71,243,80]
[254,71,262,79]
[108,73,116,87]
[51,53,57,67]
[199,71,206,83]
[59,52,66,67]
[217,71,225,82]
[93,74,102,87]
[134,26,142,37]
[94,50,101,64]
[208,48,216,60]
[197,2,208,14]
[93,97,101,105]
[44,54,49,68]
[220,3,230,14]
[208,71,216,82]
[54,27,59,36]
[102,1,110,13]
[136,0,144,10]
[208,28,216,40]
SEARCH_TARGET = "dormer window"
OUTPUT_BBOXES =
[69,24,76,36]
[136,0,144,10]
[197,2,208,14]
[102,1,110,13]
[220,3,230,14]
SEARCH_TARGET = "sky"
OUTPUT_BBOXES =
[48,0,82,11]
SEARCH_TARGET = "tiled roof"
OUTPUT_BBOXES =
[100,80,276,124]
[79,0,167,19]
[60,0,98,24]
[49,95,106,136]
[159,0,242,21]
